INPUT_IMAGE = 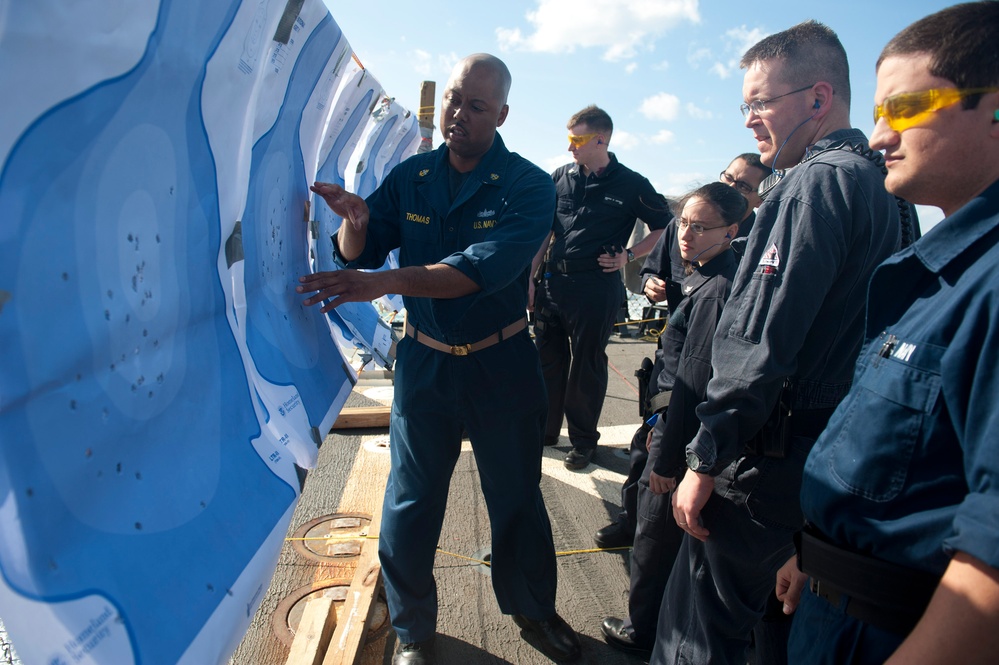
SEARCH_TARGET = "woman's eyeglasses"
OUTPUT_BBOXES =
[677,218,728,235]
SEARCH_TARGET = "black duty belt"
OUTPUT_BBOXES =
[797,526,940,635]
[545,257,601,274]
[744,406,836,457]
[405,318,527,356]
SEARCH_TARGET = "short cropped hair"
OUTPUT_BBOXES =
[741,20,851,107]
[878,1,999,109]
[732,152,770,175]
[567,105,613,134]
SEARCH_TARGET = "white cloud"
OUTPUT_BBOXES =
[651,130,675,144]
[639,92,681,121]
[707,25,770,81]
[541,154,570,172]
[436,52,461,76]
[710,62,731,79]
[610,130,640,150]
[726,25,769,59]
[496,0,699,62]
[652,60,671,71]
[625,62,639,75]
[412,49,433,77]
[685,102,714,120]
[687,46,713,67]
[662,171,710,197]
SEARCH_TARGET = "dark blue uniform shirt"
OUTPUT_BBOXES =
[802,179,999,576]
[338,134,554,343]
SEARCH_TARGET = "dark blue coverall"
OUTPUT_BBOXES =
[793,179,999,663]
[618,248,740,647]
[534,154,672,451]
[651,130,901,665]
[336,135,558,643]
[615,212,757,540]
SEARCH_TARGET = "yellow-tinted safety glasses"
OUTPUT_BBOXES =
[874,87,999,133]
[567,132,598,148]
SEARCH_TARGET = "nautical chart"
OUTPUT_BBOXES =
[0,1,417,662]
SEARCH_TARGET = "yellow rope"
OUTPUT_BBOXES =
[613,316,665,327]
[285,535,630,566]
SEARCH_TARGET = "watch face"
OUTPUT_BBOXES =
[686,451,700,471]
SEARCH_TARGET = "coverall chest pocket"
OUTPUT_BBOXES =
[399,211,439,262]
[826,340,943,503]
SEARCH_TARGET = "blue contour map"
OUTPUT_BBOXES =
[0,0,394,661]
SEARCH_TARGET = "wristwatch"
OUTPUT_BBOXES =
[686,450,712,474]
[626,248,635,262]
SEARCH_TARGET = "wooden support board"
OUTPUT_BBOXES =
[418,81,436,131]
[321,498,385,665]
[284,431,391,665]
[331,406,391,430]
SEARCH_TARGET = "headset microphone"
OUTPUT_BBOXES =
[769,104,822,172]
[690,236,733,265]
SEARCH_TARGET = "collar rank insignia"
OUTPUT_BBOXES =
[490,173,499,180]
[419,169,430,177]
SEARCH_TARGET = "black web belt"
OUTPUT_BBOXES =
[797,526,939,635]
[545,257,601,274]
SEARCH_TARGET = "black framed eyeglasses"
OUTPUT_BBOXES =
[719,171,756,195]
[677,218,728,235]
[740,84,815,117]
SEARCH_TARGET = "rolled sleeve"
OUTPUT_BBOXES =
[944,315,999,569]
[439,172,555,293]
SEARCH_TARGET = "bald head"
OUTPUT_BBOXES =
[440,53,512,172]
[448,53,512,106]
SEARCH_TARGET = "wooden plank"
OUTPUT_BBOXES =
[321,505,385,665]
[284,591,337,665]
[331,406,391,430]
[418,81,436,130]
[284,431,391,665]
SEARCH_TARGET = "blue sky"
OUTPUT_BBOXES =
[322,0,957,231]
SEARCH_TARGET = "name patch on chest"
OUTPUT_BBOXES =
[473,219,497,230]
[406,212,431,224]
